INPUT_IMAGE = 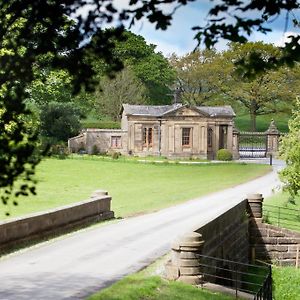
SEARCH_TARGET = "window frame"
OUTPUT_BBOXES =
[111,136,122,149]
[143,127,153,147]
[182,127,192,147]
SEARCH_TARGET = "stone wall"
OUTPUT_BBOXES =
[0,190,114,253]
[248,194,300,266]
[68,129,127,155]
[166,200,249,284]
[249,220,300,266]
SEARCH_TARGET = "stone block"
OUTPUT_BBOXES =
[165,263,179,280]
[279,259,296,267]
[179,266,201,276]
[265,245,288,252]
[177,275,203,285]
[268,230,285,237]
[178,259,201,267]
[278,238,300,244]
[179,252,199,259]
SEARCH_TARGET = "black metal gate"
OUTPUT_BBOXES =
[239,132,267,158]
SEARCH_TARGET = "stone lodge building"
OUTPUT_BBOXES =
[68,103,238,159]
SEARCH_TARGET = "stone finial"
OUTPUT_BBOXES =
[247,193,264,218]
[166,232,204,285]
[266,119,279,134]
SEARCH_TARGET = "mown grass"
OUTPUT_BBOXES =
[235,113,289,132]
[273,266,300,300]
[1,157,271,220]
[263,192,300,232]
[87,275,235,300]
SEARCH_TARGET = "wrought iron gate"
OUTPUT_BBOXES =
[239,132,267,158]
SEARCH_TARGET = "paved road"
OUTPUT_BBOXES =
[0,163,282,300]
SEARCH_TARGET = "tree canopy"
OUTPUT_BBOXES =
[1,0,300,206]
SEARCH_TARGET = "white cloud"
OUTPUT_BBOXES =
[274,31,299,47]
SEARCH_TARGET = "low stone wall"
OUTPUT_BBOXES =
[249,218,300,266]
[0,190,114,253]
[247,193,300,266]
[195,200,249,263]
[68,129,127,155]
[166,200,249,284]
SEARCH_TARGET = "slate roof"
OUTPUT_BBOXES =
[122,103,235,118]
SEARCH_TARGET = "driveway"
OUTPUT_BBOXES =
[0,163,282,300]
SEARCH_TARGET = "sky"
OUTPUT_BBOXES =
[124,0,300,56]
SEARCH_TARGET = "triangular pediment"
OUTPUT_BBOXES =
[162,105,209,117]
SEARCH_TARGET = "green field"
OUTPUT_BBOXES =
[263,192,300,231]
[234,113,289,133]
[1,157,271,220]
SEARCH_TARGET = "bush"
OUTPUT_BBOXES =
[50,143,69,159]
[217,149,233,161]
[112,152,120,160]
[91,145,99,155]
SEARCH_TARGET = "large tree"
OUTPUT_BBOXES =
[91,30,175,105]
[1,0,300,205]
[93,67,148,121]
[221,42,300,131]
[169,49,225,106]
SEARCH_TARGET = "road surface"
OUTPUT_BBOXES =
[0,163,282,299]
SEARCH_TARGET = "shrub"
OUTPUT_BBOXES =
[91,145,99,155]
[50,143,69,159]
[217,149,233,161]
[112,152,120,160]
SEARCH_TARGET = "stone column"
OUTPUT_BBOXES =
[266,119,280,157]
[247,193,264,219]
[232,124,240,160]
[166,232,204,285]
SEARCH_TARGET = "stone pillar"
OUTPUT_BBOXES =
[266,119,280,157]
[166,232,204,285]
[90,190,113,215]
[247,193,264,219]
[232,124,240,160]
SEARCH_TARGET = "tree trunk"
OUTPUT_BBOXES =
[250,111,257,132]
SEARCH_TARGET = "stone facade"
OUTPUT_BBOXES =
[69,103,236,159]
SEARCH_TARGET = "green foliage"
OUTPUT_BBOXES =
[169,49,225,106]
[217,149,233,161]
[1,0,299,209]
[279,98,300,198]
[93,67,148,121]
[40,102,81,143]
[221,42,298,131]
[91,145,99,155]
[90,30,175,106]
[81,120,121,129]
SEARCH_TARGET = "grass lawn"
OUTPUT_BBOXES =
[273,266,300,300]
[264,191,300,208]
[263,192,300,231]
[87,275,235,300]
[235,113,289,132]
[1,157,271,220]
